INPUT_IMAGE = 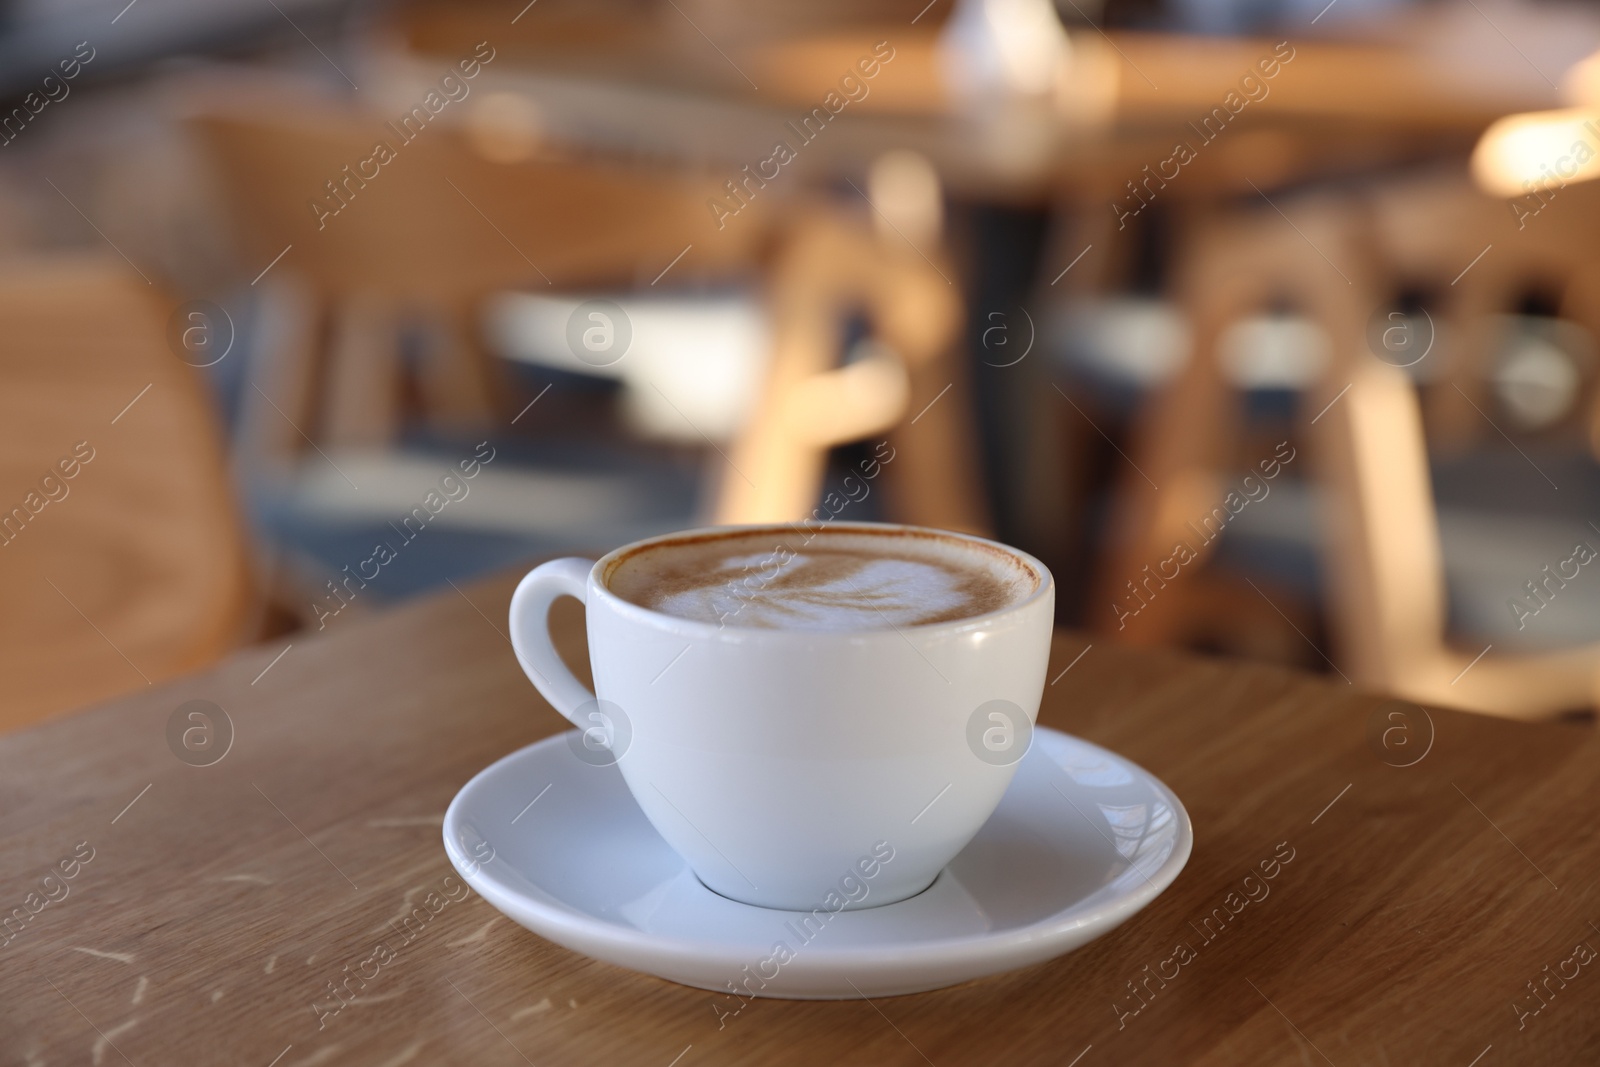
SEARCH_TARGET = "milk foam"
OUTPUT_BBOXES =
[607,528,1038,632]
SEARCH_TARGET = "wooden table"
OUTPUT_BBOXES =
[382,8,1553,202]
[3,566,1597,1064]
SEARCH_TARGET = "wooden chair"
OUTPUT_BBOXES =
[0,256,253,731]
[1100,183,1600,718]
[1094,191,1374,649]
[1317,351,1600,718]
[1365,171,1600,458]
[1333,172,1600,715]
[184,81,988,538]
[717,204,982,531]
[187,85,761,455]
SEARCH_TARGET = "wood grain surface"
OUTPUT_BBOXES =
[2,566,1597,1065]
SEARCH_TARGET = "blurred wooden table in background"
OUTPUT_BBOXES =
[1,565,1597,1063]
[386,5,1556,202]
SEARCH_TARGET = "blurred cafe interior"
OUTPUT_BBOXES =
[6,0,1600,730]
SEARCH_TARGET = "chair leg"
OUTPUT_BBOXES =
[235,275,321,481]
[1091,309,1237,643]
[320,290,401,449]
[716,209,983,531]
[882,330,991,536]
[415,302,500,432]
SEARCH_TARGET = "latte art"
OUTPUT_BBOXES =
[606,527,1038,632]
[653,551,992,629]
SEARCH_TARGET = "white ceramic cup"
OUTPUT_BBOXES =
[507,522,1054,911]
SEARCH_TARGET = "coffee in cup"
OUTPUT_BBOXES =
[508,522,1054,911]
[605,525,1039,631]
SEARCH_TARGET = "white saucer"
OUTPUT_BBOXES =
[442,726,1191,999]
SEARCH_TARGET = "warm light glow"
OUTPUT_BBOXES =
[465,91,544,164]
[1054,32,1119,127]
[1470,107,1600,198]
[867,150,943,248]
[1563,48,1600,107]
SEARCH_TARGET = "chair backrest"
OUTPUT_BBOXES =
[186,80,986,533]
[186,90,767,301]
[186,84,773,460]
[1107,178,1600,714]
[1367,171,1600,454]
[716,204,983,532]
[0,256,252,731]
[1101,189,1455,681]
[1100,192,1387,644]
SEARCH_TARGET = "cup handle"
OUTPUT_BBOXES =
[508,557,596,725]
